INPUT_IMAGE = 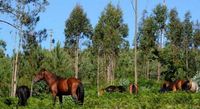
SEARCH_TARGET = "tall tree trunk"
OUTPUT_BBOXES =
[107,56,112,84]
[134,0,138,85]
[97,49,100,96]
[111,55,115,85]
[11,34,16,96]
[185,41,189,73]
[103,54,106,82]
[157,29,164,81]
[157,62,161,81]
[135,0,138,85]
[147,60,150,79]
[75,36,79,78]
[11,36,21,97]
[11,58,15,96]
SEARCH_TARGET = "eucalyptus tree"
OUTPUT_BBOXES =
[182,12,193,74]
[64,4,92,78]
[138,16,157,79]
[0,0,48,96]
[153,4,167,81]
[93,3,128,84]
[166,8,184,80]
[191,21,200,75]
[193,21,200,49]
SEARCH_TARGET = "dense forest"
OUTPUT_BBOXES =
[0,0,200,108]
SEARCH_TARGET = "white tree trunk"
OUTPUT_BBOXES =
[11,36,21,97]
[75,36,79,78]
[97,50,100,96]
[134,0,138,85]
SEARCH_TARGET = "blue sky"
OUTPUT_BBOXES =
[0,0,199,56]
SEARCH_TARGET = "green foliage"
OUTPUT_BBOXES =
[139,16,157,56]
[92,3,129,84]
[0,41,12,97]
[0,40,6,57]
[1,3,200,109]
[93,3,128,56]
[1,80,200,109]
[64,4,92,50]
[167,8,183,47]
[0,57,12,97]
[115,49,132,79]
[44,42,73,77]
[153,4,167,31]
[193,21,200,48]
[79,48,96,84]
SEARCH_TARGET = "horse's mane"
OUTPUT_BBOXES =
[40,69,63,80]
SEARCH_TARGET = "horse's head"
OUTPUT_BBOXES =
[33,68,47,83]
[185,80,199,92]
[182,80,192,91]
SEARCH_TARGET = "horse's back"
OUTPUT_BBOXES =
[16,86,30,98]
[57,77,81,95]
[57,79,68,94]
[67,77,81,86]
[117,86,126,92]
[105,86,117,92]
[175,80,185,90]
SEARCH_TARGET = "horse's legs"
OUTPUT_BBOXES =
[59,95,63,108]
[70,84,79,104]
[18,97,23,106]
[51,88,57,106]
[52,95,56,106]
[72,94,78,104]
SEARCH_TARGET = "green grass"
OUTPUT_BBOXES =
[1,85,200,109]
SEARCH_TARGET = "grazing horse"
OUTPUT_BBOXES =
[99,85,126,96]
[16,86,30,106]
[159,80,189,93]
[129,84,138,94]
[33,69,84,106]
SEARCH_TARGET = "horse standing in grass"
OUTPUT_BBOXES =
[16,85,30,106]
[33,69,84,106]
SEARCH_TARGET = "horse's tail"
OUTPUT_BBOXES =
[77,82,84,105]
[129,84,138,94]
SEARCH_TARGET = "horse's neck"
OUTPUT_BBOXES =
[44,72,57,86]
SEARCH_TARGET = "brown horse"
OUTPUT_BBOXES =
[33,69,84,106]
[159,79,189,92]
